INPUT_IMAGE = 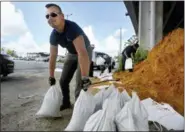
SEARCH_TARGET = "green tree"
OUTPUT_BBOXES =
[6,49,17,57]
[1,47,5,52]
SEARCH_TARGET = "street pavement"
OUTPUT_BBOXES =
[1,60,116,131]
[1,60,74,131]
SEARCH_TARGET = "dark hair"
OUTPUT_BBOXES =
[45,3,62,13]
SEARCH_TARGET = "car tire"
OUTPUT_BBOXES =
[3,74,7,77]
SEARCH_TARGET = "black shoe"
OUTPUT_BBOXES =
[60,103,73,111]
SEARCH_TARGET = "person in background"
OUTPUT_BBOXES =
[46,3,92,111]
[121,42,139,72]
[100,54,112,75]
[89,44,95,77]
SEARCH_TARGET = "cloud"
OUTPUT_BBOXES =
[1,2,130,58]
[1,2,28,37]
[3,32,40,53]
[1,2,66,56]
[83,26,101,50]
[39,43,66,56]
[83,26,128,57]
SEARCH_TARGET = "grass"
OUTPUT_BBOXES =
[133,47,148,65]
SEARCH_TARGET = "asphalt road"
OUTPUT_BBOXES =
[14,60,63,74]
[1,60,113,131]
[1,60,75,131]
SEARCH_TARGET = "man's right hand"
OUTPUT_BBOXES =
[49,77,56,86]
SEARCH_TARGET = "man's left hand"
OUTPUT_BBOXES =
[81,76,91,91]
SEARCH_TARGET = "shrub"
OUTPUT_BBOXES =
[133,47,148,64]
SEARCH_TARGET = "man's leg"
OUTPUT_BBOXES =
[89,61,94,77]
[59,54,78,110]
[122,55,126,71]
[108,64,112,73]
[75,65,82,101]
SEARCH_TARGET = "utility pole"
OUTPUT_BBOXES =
[119,27,122,56]
[118,27,122,71]
[66,13,72,20]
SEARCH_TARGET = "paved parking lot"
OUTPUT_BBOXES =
[1,60,116,131]
[1,60,76,131]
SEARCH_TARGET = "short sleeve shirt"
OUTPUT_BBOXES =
[50,20,90,54]
[122,45,136,58]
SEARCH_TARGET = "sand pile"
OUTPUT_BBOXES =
[113,28,184,115]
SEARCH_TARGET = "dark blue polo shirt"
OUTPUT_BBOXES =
[50,20,90,54]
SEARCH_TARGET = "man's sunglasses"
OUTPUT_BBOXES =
[46,12,60,19]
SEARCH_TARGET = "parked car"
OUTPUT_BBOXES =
[0,54,15,77]
[93,51,115,70]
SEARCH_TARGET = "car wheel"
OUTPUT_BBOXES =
[3,74,7,77]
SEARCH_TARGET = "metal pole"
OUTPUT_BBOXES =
[150,1,155,50]
[119,27,122,55]
[120,28,122,54]
[66,13,72,20]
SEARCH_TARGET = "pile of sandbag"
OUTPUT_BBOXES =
[65,84,149,131]
[35,84,184,131]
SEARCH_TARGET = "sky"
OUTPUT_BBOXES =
[1,1,135,57]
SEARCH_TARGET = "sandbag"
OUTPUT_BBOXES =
[93,84,115,113]
[36,85,62,117]
[84,99,117,131]
[65,90,96,131]
[142,98,184,131]
[94,88,106,113]
[120,89,131,109]
[100,89,123,131]
[125,58,133,70]
[115,92,149,131]
[85,87,123,131]
[84,110,104,131]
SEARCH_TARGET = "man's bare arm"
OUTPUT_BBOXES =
[49,45,58,77]
[73,35,90,77]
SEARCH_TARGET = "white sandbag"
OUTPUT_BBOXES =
[115,92,149,131]
[36,85,62,117]
[94,88,106,113]
[84,110,104,131]
[86,87,123,131]
[125,58,133,70]
[96,56,105,66]
[115,103,136,131]
[84,100,111,131]
[120,89,131,108]
[65,90,96,131]
[101,90,123,131]
[129,92,149,131]
[142,98,184,130]
[102,84,115,100]
[93,84,114,113]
